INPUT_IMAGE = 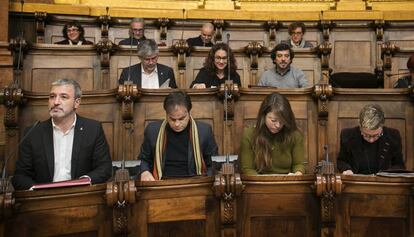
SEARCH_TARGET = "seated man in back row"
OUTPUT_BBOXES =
[118,18,146,46]
[258,43,309,88]
[139,91,218,181]
[119,39,177,88]
[186,22,215,47]
[12,79,112,190]
[337,104,405,175]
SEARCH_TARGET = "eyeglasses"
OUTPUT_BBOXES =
[67,28,79,33]
[214,56,227,62]
[132,28,144,32]
[142,55,158,63]
[361,130,383,140]
[291,31,303,35]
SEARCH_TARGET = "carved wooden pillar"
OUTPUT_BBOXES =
[34,12,47,43]
[171,39,191,88]
[2,87,24,178]
[106,168,138,236]
[314,41,333,160]
[117,83,140,161]
[373,20,385,88]
[155,18,171,45]
[218,81,239,156]
[99,11,111,39]
[244,41,264,85]
[319,20,334,42]
[315,146,342,237]
[213,163,244,237]
[265,20,279,48]
[96,39,116,89]
[213,19,225,43]
[381,41,398,88]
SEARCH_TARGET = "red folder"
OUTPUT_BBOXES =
[32,177,91,190]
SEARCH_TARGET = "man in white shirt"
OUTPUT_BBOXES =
[118,39,177,88]
[12,78,112,190]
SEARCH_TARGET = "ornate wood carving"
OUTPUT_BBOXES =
[319,20,334,42]
[8,37,29,71]
[218,81,239,121]
[106,168,137,236]
[172,39,191,87]
[213,19,225,42]
[98,9,111,39]
[315,146,342,237]
[2,87,24,128]
[96,39,117,68]
[317,41,332,73]
[373,20,385,41]
[171,39,190,70]
[213,163,244,237]
[265,20,279,47]
[313,83,333,120]
[381,41,398,71]
[0,179,14,222]
[155,18,171,41]
[244,41,265,84]
[34,11,47,43]
[117,83,140,123]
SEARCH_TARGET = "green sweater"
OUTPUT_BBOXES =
[240,127,306,175]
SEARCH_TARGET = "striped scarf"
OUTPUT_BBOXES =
[152,117,206,180]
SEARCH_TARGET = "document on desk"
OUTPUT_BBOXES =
[159,79,170,88]
[32,177,91,190]
[376,172,414,178]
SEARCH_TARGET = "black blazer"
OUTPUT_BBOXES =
[118,63,177,88]
[337,126,405,174]
[55,39,94,45]
[186,36,213,47]
[12,116,112,190]
[139,120,218,177]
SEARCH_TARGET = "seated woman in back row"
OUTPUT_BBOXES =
[55,21,93,45]
[190,43,241,89]
[240,92,306,175]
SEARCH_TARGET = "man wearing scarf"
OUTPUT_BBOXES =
[139,91,218,181]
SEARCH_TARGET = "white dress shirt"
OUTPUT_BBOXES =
[52,115,76,182]
[141,65,159,89]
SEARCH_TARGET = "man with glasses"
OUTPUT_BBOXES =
[119,39,177,88]
[119,18,147,46]
[258,43,309,88]
[337,104,405,175]
[283,22,313,49]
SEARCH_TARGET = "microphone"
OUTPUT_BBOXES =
[2,120,40,184]
[181,9,185,41]
[14,0,25,83]
[226,33,231,83]
[127,22,133,83]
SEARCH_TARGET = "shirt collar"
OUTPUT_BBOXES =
[52,114,77,133]
[141,64,158,75]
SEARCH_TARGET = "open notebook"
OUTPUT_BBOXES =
[32,177,91,190]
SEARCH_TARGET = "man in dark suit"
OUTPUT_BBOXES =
[186,22,215,47]
[118,18,146,46]
[139,91,218,181]
[12,79,112,190]
[118,39,177,88]
[337,104,405,175]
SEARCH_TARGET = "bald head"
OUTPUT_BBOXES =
[201,23,214,45]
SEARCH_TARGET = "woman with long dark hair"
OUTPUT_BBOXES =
[240,92,305,175]
[190,42,241,88]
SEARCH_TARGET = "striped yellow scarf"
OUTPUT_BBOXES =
[152,117,205,180]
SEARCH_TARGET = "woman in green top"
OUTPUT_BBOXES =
[240,92,306,175]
